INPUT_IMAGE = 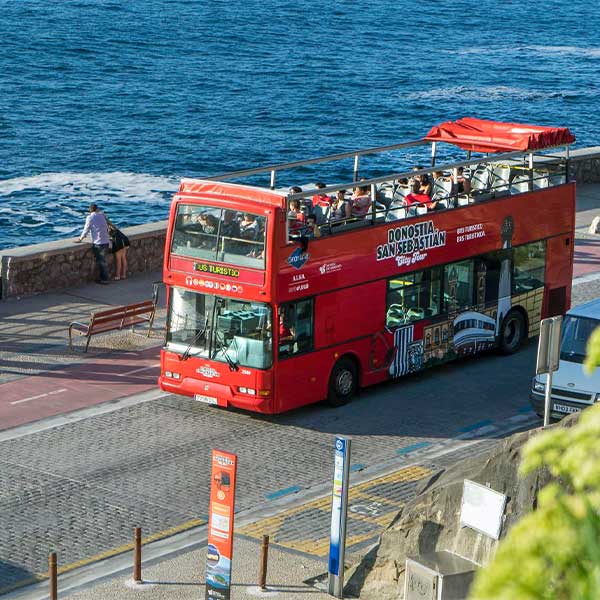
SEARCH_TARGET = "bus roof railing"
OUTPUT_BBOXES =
[210,140,428,186]
[284,145,570,201]
[207,138,571,197]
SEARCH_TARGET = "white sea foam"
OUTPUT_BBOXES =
[402,85,584,102]
[448,45,600,59]
[526,45,600,58]
[0,171,179,204]
[54,226,79,234]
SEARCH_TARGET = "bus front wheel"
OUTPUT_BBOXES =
[499,310,526,355]
[327,357,358,407]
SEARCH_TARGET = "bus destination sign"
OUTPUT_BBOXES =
[195,262,241,278]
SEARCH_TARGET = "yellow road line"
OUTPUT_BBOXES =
[238,465,433,556]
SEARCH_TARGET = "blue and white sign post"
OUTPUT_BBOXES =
[328,435,351,598]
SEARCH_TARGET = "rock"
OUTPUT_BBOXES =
[345,416,580,600]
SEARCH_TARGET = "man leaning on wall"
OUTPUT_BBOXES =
[75,203,111,284]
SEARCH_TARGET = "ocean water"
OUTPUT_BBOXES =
[1,0,599,250]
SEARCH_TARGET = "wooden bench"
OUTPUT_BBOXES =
[68,300,156,352]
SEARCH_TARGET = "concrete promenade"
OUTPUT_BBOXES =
[1,183,600,599]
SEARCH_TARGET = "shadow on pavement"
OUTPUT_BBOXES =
[0,560,39,595]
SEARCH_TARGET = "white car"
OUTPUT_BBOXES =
[530,299,600,420]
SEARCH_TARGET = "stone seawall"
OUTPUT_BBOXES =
[1,147,600,300]
[568,146,600,183]
[0,221,167,299]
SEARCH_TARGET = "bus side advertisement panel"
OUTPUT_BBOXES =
[206,450,237,600]
[276,187,574,302]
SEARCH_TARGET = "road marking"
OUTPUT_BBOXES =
[10,388,68,406]
[0,389,169,443]
[459,419,493,433]
[265,485,301,501]
[397,441,432,455]
[117,363,161,377]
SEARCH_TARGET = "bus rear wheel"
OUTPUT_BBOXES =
[499,310,526,355]
[327,357,357,407]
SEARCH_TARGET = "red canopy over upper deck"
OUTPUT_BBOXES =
[423,117,575,153]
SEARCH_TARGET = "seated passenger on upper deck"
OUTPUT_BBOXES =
[240,213,259,240]
[452,166,471,195]
[419,173,433,197]
[351,184,372,219]
[290,185,311,213]
[330,189,351,222]
[311,182,332,224]
[198,213,219,248]
[404,181,438,211]
[221,210,240,239]
[312,182,332,208]
[305,214,322,239]
[288,199,305,235]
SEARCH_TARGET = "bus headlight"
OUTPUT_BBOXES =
[165,371,181,380]
[532,379,545,394]
[238,387,257,395]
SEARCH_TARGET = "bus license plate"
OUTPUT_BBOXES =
[553,403,580,415]
[194,394,218,405]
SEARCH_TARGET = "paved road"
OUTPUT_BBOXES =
[4,276,600,594]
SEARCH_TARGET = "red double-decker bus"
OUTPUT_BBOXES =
[159,118,576,414]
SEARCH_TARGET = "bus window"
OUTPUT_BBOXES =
[166,287,210,356]
[477,252,502,304]
[278,299,314,358]
[444,260,474,312]
[165,288,272,369]
[171,204,267,269]
[513,241,546,293]
[213,299,272,369]
[386,268,441,326]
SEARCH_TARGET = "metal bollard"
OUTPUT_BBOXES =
[49,552,57,600]
[134,527,142,583]
[258,534,270,591]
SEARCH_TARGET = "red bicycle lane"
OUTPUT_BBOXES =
[0,346,162,432]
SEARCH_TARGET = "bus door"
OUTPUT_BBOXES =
[274,298,323,411]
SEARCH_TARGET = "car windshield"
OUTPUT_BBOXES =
[166,287,272,369]
[560,315,600,364]
[171,204,266,269]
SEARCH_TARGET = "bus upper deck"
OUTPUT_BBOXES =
[170,118,575,255]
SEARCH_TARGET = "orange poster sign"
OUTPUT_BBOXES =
[206,449,237,600]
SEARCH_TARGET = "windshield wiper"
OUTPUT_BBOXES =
[179,321,208,361]
[214,330,238,372]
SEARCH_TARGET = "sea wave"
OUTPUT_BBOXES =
[447,45,600,59]
[0,171,179,204]
[526,45,600,58]
[401,86,589,102]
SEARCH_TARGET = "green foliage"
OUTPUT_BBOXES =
[584,327,600,375]
[470,402,600,600]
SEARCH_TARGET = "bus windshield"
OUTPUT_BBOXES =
[171,204,266,269]
[560,315,600,364]
[166,287,272,369]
